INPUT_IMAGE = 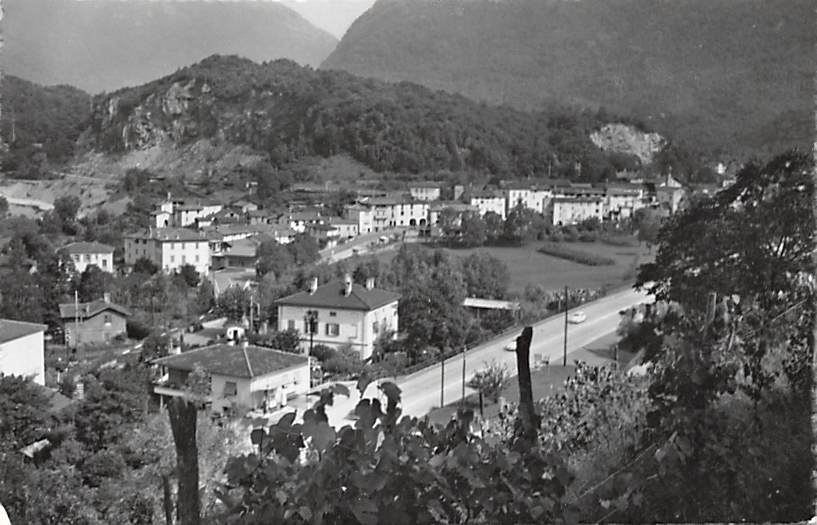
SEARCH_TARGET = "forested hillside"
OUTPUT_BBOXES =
[1,0,338,94]
[0,75,92,178]
[90,55,656,181]
[323,0,814,160]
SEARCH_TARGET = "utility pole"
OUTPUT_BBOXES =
[440,346,445,408]
[461,345,466,407]
[563,285,568,367]
[74,290,79,353]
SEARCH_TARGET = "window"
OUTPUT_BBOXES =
[195,255,199,262]
[170,255,175,263]
[182,255,186,264]
[101,259,107,268]
[83,254,90,262]
[224,381,237,397]
[329,311,337,317]
[103,314,111,324]
[373,320,379,335]
[287,320,296,331]
[326,323,339,336]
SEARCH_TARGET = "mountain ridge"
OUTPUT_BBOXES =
[0,0,338,95]
[322,0,814,159]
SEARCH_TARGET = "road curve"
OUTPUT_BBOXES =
[319,286,652,427]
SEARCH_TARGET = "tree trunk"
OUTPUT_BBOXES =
[168,397,201,525]
[161,472,174,525]
[514,326,539,446]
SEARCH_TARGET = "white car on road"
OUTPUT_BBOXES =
[567,311,587,324]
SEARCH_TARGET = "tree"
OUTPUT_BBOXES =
[75,265,112,303]
[0,375,52,451]
[287,233,320,265]
[0,196,8,216]
[483,211,504,244]
[216,286,251,322]
[633,207,663,250]
[468,360,508,403]
[459,211,487,247]
[256,240,294,279]
[133,257,159,276]
[178,264,200,288]
[193,279,215,316]
[269,328,302,354]
[460,252,510,300]
[53,195,81,224]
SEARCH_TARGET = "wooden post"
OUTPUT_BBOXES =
[167,398,201,525]
[563,285,569,367]
[514,326,539,445]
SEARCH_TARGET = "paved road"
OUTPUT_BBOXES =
[318,286,652,427]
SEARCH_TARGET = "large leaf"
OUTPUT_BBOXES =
[379,382,402,405]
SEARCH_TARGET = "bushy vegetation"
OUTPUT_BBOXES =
[538,242,616,266]
[0,75,91,177]
[93,55,647,182]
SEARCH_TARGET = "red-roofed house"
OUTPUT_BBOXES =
[58,294,131,346]
[275,276,400,360]
[0,319,47,385]
[151,342,309,414]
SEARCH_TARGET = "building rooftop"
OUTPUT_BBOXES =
[126,227,210,242]
[60,241,115,255]
[153,343,307,379]
[0,319,47,345]
[553,197,604,204]
[58,300,132,320]
[276,280,400,311]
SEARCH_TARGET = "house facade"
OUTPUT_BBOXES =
[60,242,115,274]
[552,197,605,225]
[152,343,309,414]
[124,227,211,275]
[0,319,46,385]
[470,192,507,219]
[275,277,400,360]
[409,182,442,202]
[59,295,131,346]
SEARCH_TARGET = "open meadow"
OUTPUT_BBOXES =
[370,239,652,296]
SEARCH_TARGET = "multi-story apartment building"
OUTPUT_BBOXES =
[343,204,374,234]
[409,181,442,202]
[275,276,400,360]
[552,197,605,225]
[124,227,211,275]
[60,242,115,274]
[364,195,429,231]
[469,191,507,219]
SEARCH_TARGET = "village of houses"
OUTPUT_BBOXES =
[0,172,693,425]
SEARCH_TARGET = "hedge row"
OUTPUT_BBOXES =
[538,242,616,266]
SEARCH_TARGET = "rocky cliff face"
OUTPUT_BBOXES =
[589,124,665,165]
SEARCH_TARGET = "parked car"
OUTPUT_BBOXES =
[568,311,587,324]
[504,344,516,352]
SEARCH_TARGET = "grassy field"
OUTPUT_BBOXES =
[372,239,652,295]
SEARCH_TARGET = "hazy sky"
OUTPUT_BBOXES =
[74,0,378,38]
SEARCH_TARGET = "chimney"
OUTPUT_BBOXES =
[344,274,353,296]
[365,277,375,290]
[102,292,111,303]
[309,276,318,295]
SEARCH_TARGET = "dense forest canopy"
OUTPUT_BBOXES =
[90,55,661,182]
[323,0,814,160]
[0,75,92,177]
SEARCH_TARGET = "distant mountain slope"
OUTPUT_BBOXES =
[0,75,91,176]
[1,0,338,95]
[87,55,651,180]
[322,0,814,159]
